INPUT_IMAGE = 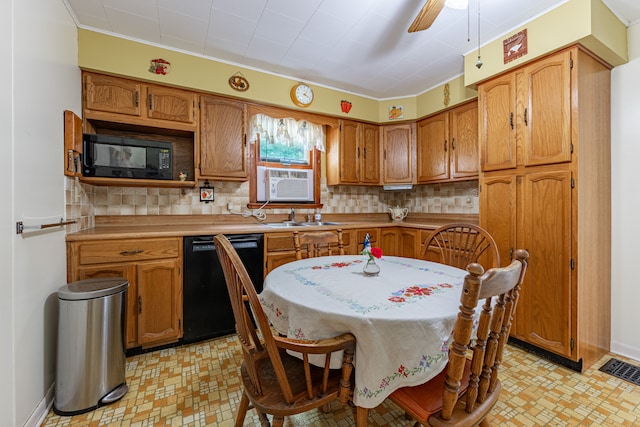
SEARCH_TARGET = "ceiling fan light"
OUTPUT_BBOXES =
[445,0,468,10]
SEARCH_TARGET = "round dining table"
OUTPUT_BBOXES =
[259,255,469,409]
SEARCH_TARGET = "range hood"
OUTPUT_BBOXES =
[382,184,413,191]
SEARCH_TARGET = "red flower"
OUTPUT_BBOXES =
[370,247,383,259]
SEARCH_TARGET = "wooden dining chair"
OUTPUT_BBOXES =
[293,229,345,259]
[376,249,529,427]
[420,223,500,270]
[213,234,356,427]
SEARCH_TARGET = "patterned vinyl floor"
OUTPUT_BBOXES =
[42,335,640,426]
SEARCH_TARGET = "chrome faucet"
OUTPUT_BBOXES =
[289,208,295,222]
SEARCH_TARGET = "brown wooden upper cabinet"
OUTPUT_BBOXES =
[199,95,248,181]
[478,50,572,172]
[83,72,198,130]
[416,101,478,184]
[326,120,380,185]
[382,123,414,184]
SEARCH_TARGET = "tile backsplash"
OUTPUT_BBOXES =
[65,177,478,233]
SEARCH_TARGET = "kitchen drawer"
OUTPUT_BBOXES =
[266,230,353,253]
[265,233,295,252]
[77,238,181,265]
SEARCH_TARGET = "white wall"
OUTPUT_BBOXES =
[0,0,16,424]
[1,0,81,425]
[611,22,640,361]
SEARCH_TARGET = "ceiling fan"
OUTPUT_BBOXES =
[408,0,469,32]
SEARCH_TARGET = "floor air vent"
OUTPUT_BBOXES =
[599,358,640,386]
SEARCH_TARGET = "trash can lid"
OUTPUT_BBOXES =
[58,277,129,301]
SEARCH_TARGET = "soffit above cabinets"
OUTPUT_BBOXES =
[65,0,640,99]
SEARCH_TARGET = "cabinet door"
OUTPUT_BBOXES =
[380,228,399,257]
[339,120,360,184]
[77,264,138,349]
[265,252,297,275]
[356,228,379,253]
[416,112,449,183]
[200,96,248,180]
[382,124,413,183]
[361,123,381,184]
[450,102,479,179]
[479,174,517,268]
[517,169,573,358]
[522,51,572,166]
[137,259,182,347]
[147,85,197,124]
[479,73,516,171]
[398,228,419,258]
[84,73,141,116]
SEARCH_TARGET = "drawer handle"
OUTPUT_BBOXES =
[120,249,144,256]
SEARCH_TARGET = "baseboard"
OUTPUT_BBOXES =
[25,383,54,427]
[610,340,640,363]
[508,337,583,372]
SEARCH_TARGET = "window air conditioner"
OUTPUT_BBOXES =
[266,168,313,202]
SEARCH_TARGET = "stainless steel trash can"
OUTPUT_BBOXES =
[54,277,129,415]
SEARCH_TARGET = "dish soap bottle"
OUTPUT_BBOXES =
[314,208,322,222]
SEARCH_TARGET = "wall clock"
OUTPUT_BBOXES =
[290,83,314,108]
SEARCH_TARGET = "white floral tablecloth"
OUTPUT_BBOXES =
[259,255,468,409]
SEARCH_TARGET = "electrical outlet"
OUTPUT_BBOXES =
[227,202,233,211]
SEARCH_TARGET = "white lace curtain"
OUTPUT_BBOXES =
[250,114,325,152]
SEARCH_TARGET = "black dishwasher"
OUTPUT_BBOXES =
[183,234,264,343]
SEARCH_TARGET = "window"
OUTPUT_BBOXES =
[249,114,324,207]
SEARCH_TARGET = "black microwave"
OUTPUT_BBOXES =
[82,134,173,180]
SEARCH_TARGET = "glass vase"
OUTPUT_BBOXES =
[363,258,380,276]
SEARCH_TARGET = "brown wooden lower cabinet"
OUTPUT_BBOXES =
[264,227,422,276]
[264,230,355,276]
[67,237,183,350]
[400,228,420,258]
[380,228,420,258]
[481,164,610,371]
[482,168,572,358]
[355,228,378,254]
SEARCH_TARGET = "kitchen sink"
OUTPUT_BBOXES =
[261,222,306,228]
[261,221,342,228]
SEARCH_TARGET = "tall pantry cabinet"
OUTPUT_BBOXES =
[478,45,611,371]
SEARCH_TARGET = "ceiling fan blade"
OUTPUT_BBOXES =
[408,0,446,33]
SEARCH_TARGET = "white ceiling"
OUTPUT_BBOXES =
[64,0,640,100]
